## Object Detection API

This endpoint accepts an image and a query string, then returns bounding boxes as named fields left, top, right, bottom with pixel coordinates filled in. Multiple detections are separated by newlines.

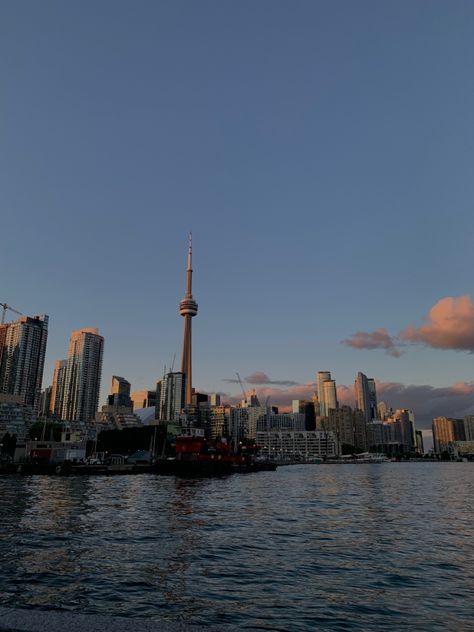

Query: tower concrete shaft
left=179, top=234, right=198, bottom=405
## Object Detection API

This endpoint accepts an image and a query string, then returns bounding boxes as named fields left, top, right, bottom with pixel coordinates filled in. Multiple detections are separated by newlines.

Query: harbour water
left=1, top=463, right=473, bottom=631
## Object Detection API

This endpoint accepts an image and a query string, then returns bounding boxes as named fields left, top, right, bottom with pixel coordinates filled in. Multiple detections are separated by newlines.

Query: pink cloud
left=342, top=328, right=401, bottom=357
left=224, top=371, right=299, bottom=386
left=375, top=381, right=474, bottom=427
left=223, top=380, right=474, bottom=430
left=226, top=383, right=315, bottom=410
left=400, top=295, right=474, bottom=352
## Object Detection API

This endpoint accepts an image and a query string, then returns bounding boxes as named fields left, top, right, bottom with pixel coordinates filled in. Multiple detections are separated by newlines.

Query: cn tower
left=179, top=233, right=198, bottom=406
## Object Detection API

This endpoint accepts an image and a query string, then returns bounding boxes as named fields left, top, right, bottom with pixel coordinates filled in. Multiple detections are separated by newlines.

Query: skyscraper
left=50, top=359, right=67, bottom=418
left=108, top=376, right=132, bottom=408
left=355, top=372, right=377, bottom=422
left=316, top=371, right=331, bottom=416
left=323, top=380, right=338, bottom=412
left=179, top=234, right=198, bottom=406
left=0, top=314, right=48, bottom=411
left=157, top=371, right=186, bottom=421
left=61, top=328, right=104, bottom=423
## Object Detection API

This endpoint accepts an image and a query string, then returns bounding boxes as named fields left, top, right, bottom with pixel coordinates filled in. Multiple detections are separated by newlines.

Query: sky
left=2, top=0, right=474, bottom=433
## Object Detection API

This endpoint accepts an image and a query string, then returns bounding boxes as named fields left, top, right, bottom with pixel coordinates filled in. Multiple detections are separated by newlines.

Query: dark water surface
left=1, top=463, right=473, bottom=631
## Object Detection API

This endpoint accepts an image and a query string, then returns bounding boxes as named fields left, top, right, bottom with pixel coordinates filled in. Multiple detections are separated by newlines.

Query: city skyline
left=2, top=2, right=474, bottom=435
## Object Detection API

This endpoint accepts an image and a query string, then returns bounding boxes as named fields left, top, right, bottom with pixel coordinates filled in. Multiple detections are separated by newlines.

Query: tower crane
left=236, top=372, right=247, bottom=405
left=0, top=303, right=22, bottom=325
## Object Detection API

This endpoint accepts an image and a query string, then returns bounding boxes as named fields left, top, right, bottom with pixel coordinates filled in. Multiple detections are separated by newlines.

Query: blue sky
left=2, top=1, right=474, bottom=426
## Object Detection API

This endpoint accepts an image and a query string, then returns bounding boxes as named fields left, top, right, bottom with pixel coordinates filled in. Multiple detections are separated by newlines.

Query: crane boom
left=236, top=372, right=247, bottom=404
left=0, top=303, right=22, bottom=325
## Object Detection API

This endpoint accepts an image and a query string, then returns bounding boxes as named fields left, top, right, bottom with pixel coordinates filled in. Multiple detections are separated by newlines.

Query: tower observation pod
left=179, top=233, right=198, bottom=406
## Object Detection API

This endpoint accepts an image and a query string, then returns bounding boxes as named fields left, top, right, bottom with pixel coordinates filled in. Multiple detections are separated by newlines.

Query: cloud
left=342, top=328, right=401, bottom=357
left=223, top=371, right=299, bottom=387
left=339, top=381, right=474, bottom=429
left=343, top=296, right=474, bottom=356
left=227, top=383, right=315, bottom=409
left=400, top=295, right=474, bottom=352
left=222, top=379, right=474, bottom=430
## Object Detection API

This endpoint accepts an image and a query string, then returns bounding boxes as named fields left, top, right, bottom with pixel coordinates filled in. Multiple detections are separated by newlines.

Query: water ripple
left=1, top=463, right=474, bottom=630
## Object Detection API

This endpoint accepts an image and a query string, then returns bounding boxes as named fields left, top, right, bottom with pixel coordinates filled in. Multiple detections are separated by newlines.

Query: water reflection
left=1, top=464, right=474, bottom=630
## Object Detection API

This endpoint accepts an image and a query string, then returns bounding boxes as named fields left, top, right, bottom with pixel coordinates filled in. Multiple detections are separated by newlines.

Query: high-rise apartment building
left=0, top=315, right=48, bottom=411
left=292, top=400, right=316, bottom=430
left=38, top=386, right=52, bottom=418
left=464, top=415, right=474, bottom=441
left=432, top=417, right=465, bottom=453
left=209, top=404, right=230, bottom=439
left=108, top=376, right=132, bottom=408
left=316, top=371, right=332, bottom=416
left=50, top=359, right=67, bottom=418
left=61, top=328, right=104, bottom=423
left=355, top=372, right=377, bottom=422
left=131, top=389, right=156, bottom=410
left=157, top=372, right=186, bottom=421
left=323, top=380, right=338, bottom=413
left=209, top=393, right=221, bottom=407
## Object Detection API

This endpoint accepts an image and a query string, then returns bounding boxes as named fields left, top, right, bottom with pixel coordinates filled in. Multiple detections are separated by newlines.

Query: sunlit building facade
left=0, top=315, right=48, bottom=411
left=49, top=359, right=67, bottom=418
left=61, top=328, right=104, bottom=423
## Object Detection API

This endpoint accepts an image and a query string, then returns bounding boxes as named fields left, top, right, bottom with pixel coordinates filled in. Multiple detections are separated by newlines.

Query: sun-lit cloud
left=343, top=296, right=474, bottom=356
left=221, top=378, right=474, bottom=430
left=223, top=371, right=299, bottom=387
left=400, top=295, right=474, bottom=352
left=378, top=381, right=474, bottom=427
left=342, top=328, right=401, bottom=357
left=226, top=383, right=315, bottom=409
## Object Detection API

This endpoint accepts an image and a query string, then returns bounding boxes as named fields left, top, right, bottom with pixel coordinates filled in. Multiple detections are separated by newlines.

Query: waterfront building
left=327, top=405, right=356, bottom=449
left=131, top=389, right=156, bottom=410
left=353, top=408, right=368, bottom=452
left=464, top=415, right=474, bottom=441
left=386, top=409, right=417, bottom=452
left=38, top=386, right=52, bottom=419
left=0, top=324, right=8, bottom=369
left=157, top=372, right=186, bottom=421
left=432, top=417, right=452, bottom=454
left=449, top=440, right=474, bottom=458
left=229, top=407, right=248, bottom=447
left=292, top=399, right=316, bottom=430
left=50, top=359, right=67, bottom=418
left=61, top=328, right=104, bottom=423
left=256, top=430, right=337, bottom=460
left=179, top=234, right=198, bottom=406
left=98, top=375, right=141, bottom=429
left=96, top=408, right=143, bottom=430
left=415, top=430, right=424, bottom=454
left=209, top=393, right=221, bottom=407
left=355, top=372, right=377, bottom=422
left=192, top=390, right=209, bottom=406
left=209, top=404, right=230, bottom=439
left=0, top=315, right=48, bottom=411
left=108, top=376, right=133, bottom=409
left=377, top=401, right=389, bottom=420
left=0, top=395, right=36, bottom=442
left=256, top=413, right=306, bottom=432
left=316, top=371, right=331, bottom=416
left=323, top=379, right=338, bottom=412
left=452, top=418, right=466, bottom=442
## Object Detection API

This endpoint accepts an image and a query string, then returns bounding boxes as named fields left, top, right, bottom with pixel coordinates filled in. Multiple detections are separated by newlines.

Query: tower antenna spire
left=179, top=233, right=198, bottom=406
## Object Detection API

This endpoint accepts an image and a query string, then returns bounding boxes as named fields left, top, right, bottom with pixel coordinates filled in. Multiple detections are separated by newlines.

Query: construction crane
left=0, top=303, right=22, bottom=325
left=236, top=372, right=247, bottom=404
